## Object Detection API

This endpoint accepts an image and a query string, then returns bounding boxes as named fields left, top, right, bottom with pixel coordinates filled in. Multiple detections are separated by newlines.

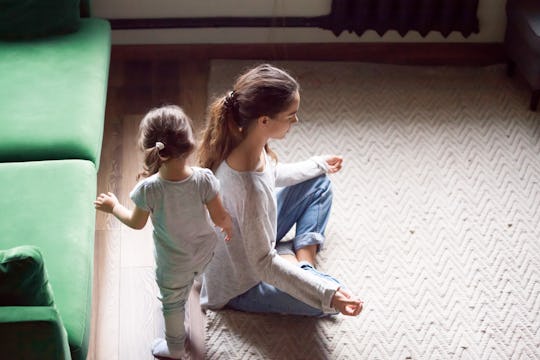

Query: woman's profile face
left=267, top=91, right=300, bottom=139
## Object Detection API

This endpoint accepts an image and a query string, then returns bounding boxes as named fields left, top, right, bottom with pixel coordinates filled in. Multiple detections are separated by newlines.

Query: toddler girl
left=94, top=105, right=232, bottom=359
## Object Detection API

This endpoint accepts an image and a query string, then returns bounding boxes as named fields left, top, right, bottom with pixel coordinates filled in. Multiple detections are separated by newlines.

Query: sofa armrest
left=0, top=306, right=71, bottom=360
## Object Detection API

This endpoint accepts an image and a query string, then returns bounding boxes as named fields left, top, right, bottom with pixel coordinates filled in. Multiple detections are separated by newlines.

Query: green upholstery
left=0, top=1, right=109, bottom=358
left=0, top=18, right=111, bottom=167
left=0, top=160, right=97, bottom=360
left=0, top=0, right=81, bottom=40
left=0, top=246, right=55, bottom=306
left=0, top=306, right=70, bottom=360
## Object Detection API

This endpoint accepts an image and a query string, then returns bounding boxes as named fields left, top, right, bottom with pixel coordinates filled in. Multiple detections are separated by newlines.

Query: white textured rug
left=204, top=60, right=540, bottom=359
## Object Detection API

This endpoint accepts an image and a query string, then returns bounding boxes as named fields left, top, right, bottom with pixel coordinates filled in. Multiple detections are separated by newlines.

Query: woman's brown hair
left=198, top=64, right=299, bottom=171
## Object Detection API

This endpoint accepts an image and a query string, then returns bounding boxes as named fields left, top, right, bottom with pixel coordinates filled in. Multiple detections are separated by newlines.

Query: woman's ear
left=258, top=115, right=269, bottom=126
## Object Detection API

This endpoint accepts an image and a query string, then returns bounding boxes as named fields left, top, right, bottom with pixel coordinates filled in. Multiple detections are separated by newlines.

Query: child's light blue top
left=130, top=167, right=220, bottom=279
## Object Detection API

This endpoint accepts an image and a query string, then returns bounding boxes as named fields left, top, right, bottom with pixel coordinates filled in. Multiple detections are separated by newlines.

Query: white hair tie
left=155, top=142, right=165, bottom=151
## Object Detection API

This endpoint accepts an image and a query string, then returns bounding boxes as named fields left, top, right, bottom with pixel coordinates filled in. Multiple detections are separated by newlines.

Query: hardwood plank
left=108, top=59, right=125, bottom=89
left=119, top=266, right=163, bottom=360
left=89, top=229, right=121, bottom=360
left=186, top=279, right=206, bottom=360
left=120, top=223, right=155, bottom=269
left=153, top=60, right=181, bottom=107
left=122, top=61, right=154, bottom=114
left=177, top=60, right=210, bottom=166
left=178, top=60, right=210, bottom=128
left=118, top=114, right=142, bottom=205
left=95, top=92, right=123, bottom=231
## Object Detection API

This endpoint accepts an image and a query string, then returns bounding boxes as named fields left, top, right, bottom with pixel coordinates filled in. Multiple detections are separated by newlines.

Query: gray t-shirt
left=200, top=154, right=339, bottom=313
left=130, top=167, right=219, bottom=278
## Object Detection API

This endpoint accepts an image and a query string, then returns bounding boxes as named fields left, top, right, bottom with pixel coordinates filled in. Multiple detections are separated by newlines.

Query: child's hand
left=94, top=192, right=119, bottom=214
left=220, top=214, right=233, bottom=242
left=206, top=195, right=233, bottom=242
left=324, top=155, right=343, bottom=174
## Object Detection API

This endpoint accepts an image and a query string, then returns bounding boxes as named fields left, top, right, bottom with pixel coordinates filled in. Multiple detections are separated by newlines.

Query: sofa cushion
left=0, top=160, right=97, bottom=360
left=0, top=306, right=71, bottom=360
left=0, top=246, right=55, bottom=307
left=0, top=18, right=111, bottom=167
left=0, top=0, right=80, bottom=40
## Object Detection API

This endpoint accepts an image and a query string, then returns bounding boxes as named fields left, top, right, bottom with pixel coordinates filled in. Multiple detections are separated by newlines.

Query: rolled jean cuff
left=293, top=232, right=325, bottom=252
left=275, top=241, right=295, bottom=256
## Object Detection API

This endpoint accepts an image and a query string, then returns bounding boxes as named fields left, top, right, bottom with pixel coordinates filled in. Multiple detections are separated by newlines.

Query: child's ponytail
left=136, top=105, right=195, bottom=180
left=138, top=144, right=164, bottom=180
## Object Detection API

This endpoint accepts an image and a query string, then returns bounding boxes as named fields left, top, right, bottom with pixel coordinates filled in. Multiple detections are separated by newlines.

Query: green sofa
left=0, top=0, right=110, bottom=359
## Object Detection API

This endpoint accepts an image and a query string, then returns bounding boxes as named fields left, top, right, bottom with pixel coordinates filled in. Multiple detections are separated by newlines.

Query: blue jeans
left=227, top=175, right=343, bottom=317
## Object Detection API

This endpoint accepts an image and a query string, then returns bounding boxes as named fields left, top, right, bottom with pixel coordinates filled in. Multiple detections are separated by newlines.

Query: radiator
left=326, top=0, right=480, bottom=37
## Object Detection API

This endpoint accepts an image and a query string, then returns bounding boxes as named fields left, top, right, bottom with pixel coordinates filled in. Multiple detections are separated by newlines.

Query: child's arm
left=94, top=192, right=150, bottom=230
left=206, top=195, right=233, bottom=241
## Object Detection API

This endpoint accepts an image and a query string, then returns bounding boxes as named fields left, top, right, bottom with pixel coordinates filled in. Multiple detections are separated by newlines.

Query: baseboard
left=111, top=43, right=505, bottom=66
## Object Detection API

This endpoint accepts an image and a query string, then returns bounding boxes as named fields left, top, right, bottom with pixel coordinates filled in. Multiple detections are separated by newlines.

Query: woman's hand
left=324, top=155, right=343, bottom=174
left=331, top=287, right=363, bottom=316
left=94, top=192, right=120, bottom=214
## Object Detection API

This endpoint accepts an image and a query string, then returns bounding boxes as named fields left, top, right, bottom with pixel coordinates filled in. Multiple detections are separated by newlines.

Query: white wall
left=92, top=0, right=507, bottom=44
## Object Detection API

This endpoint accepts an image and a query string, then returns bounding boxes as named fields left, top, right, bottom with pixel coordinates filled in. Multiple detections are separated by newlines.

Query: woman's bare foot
left=296, top=244, right=317, bottom=267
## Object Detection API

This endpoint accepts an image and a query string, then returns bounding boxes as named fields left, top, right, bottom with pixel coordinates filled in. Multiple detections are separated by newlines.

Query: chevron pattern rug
left=203, top=60, right=540, bottom=359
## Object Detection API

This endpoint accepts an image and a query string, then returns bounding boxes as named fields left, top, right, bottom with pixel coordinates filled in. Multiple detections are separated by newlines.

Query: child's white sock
left=151, top=338, right=187, bottom=360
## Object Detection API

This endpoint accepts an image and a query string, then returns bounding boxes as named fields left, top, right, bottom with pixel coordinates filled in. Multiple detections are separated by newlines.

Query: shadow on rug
left=205, top=309, right=346, bottom=360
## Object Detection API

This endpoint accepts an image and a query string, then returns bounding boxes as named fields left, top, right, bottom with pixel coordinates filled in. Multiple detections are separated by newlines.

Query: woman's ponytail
left=198, top=94, right=243, bottom=172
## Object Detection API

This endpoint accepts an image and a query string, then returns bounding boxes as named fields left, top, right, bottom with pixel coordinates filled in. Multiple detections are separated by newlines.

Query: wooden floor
left=87, top=58, right=210, bottom=360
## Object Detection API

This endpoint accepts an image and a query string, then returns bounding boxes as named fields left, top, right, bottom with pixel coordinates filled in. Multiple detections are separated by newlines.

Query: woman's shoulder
left=218, top=162, right=273, bottom=197
left=215, top=161, right=259, bottom=182
left=191, top=166, right=215, bottom=176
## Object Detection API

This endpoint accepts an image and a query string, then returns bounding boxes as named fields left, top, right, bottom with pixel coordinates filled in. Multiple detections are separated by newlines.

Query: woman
left=198, top=63, right=363, bottom=317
